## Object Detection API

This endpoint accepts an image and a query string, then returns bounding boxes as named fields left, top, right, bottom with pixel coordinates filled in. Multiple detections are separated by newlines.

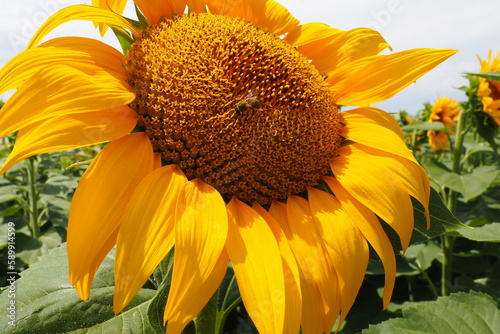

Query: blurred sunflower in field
left=0, top=0, right=455, bottom=332
left=427, top=96, right=461, bottom=152
left=478, top=50, right=500, bottom=125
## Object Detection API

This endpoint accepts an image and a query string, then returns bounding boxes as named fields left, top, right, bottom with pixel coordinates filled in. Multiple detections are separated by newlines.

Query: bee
left=235, top=89, right=261, bottom=114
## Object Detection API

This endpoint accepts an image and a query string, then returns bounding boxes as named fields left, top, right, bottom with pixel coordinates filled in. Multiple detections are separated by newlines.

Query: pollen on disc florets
left=126, top=12, right=341, bottom=205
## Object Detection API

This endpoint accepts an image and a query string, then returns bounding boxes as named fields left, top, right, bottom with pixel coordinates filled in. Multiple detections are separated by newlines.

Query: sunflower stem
left=440, top=107, right=468, bottom=296
left=194, top=292, right=219, bottom=334
left=26, top=157, right=41, bottom=239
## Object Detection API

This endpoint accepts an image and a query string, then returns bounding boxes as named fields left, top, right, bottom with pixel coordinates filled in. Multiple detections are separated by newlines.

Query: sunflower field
left=0, top=1, right=500, bottom=333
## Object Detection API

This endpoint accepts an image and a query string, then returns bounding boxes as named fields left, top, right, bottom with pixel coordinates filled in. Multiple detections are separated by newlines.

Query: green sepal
left=110, top=25, right=136, bottom=54
left=134, top=4, right=150, bottom=29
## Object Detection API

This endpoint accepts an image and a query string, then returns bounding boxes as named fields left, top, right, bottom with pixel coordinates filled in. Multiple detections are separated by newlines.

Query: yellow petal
left=331, top=144, right=418, bottom=250
left=271, top=197, right=340, bottom=333
left=260, top=0, right=300, bottom=36
left=164, top=179, right=229, bottom=333
left=252, top=204, right=302, bottom=334
left=340, top=108, right=431, bottom=222
left=0, top=37, right=126, bottom=95
left=91, top=0, right=128, bottom=35
left=134, top=0, right=176, bottom=25
left=308, top=187, right=369, bottom=325
left=68, top=133, right=154, bottom=300
left=207, top=0, right=299, bottom=36
left=226, top=199, right=286, bottom=334
left=269, top=201, right=325, bottom=334
left=0, top=65, right=134, bottom=139
left=326, top=56, right=374, bottom=93
left=153, top=153, right=163, bottom=169
left=27, top=4, right=140, bottom=48
left=323, top=176, right=396, bottom=308
left=114, top=165, right=188, bottom=314
left=286, top=22, right=342, bottom=47
left=0, top=106, right=137, bottom=176
left=340, top=107, right=414, bottom=159
left=334, top=48, right=457, bottom=106
left=295, top=26, right=389, bottom=75
left=186, top=0, right=209, bottom=14
left=340, top=117, right=430, bottom=219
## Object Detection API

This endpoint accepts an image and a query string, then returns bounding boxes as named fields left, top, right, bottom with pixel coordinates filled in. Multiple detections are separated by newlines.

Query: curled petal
left=91, top=0, right=128, bottom=35
left=27, top=4, right=140, bottom=48
left=0, top=37, right=126, bottom=95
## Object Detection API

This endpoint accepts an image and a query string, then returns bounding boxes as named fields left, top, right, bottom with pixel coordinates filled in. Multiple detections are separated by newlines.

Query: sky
left=1, top=0, right=499, bottom=115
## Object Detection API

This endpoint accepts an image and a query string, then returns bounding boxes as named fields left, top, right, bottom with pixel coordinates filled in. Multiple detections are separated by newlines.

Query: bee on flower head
left=234, top=89, right=261, bottom=114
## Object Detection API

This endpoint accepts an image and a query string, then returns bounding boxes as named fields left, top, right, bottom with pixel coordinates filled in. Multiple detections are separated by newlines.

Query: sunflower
left=427, top=96, right=461, bottom=152
left=478, top=50, right=500, bottom=125
left=0, top=0, right=455, bottom=332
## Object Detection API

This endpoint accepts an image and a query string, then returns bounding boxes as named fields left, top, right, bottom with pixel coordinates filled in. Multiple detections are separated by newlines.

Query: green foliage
left=0, top=142, right=99, bottom=286
left=465, top=71, right=500, bottom=82
left=0, top=244, right=156, bottom=333
left=362, top=291, right=500, bottom=334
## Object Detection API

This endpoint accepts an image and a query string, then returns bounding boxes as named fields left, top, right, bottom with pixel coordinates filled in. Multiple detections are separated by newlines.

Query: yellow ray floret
left=0, top=106, right=137, bottom=176
left=164, top=180, right=228, bottom=333
left=27, top=5, right=140, bottom=49
left=308, top=187, right=369, bottom=327
left=226, top=198, right=286, bottom=334
left=114, top=165, right=188, bottom=313
left=68, top=133, right=154, bottom=300
left=0, top=65, right=134, bottom=140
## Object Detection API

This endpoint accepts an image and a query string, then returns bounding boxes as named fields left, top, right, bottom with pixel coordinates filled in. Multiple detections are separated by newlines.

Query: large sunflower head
left=478, top=50, right=500, bottom=125
left=427, top=95, right=461, bottom=152
left=0, top=0, right=456, bottom=332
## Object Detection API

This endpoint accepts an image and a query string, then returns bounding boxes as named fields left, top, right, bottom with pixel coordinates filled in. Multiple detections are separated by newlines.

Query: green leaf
left=0, top=243, right=157, bottom=333
left=452, top=222, right=500, bottom=242
left=424, top=161, right=500, bottom=202
left=152, top=249, right=174, bottom=288
left=411, top=188, right=467, bottom=244
left=402, top=121, right=445, bottom=131
left=363, top=291, right=500, bottom=334
left=379, top=188, right=466, bottom=256
left=465, top=71, right=500, bottom=81
left=14, top=226, right=65, bottom=265
left=447, top=166, right=499, bottom=202
left=472, top=110, right=498, bottom=152
left=148, top=251, right=175, bottom=334
left=402, top=241, right=441, bottom=272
